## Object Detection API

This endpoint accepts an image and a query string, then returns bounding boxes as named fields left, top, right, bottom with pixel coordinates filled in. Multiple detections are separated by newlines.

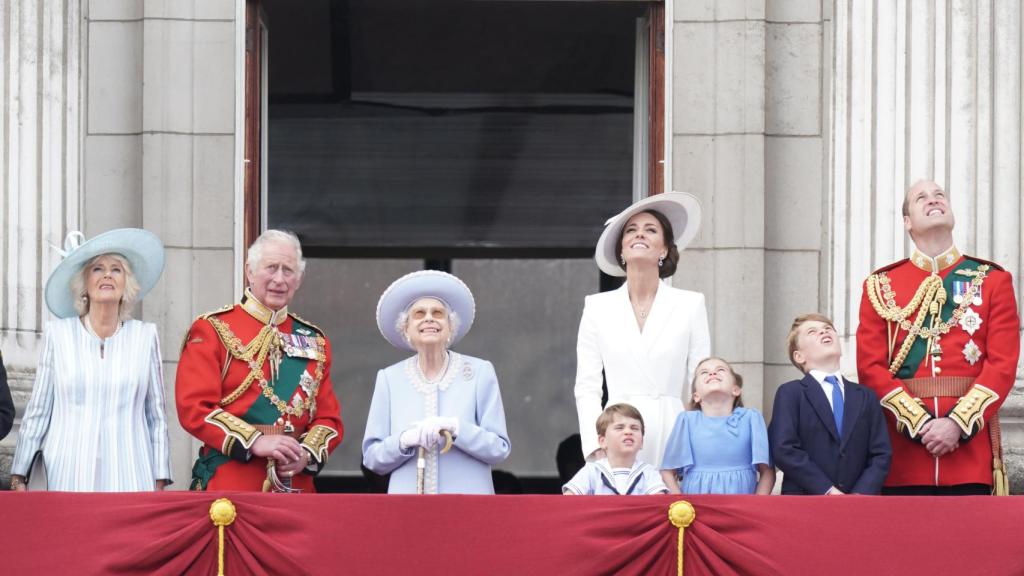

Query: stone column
left=669, top=0, right=768, bottom=407
left=138, top=0, right=238, bottom=487
left=830, top=0, right=1024, bottom=490
left=762, top=0, right=829, bottom=416
left=0, top=0, right=239, bottom=487
left=0, top=0, right=83, bottom=483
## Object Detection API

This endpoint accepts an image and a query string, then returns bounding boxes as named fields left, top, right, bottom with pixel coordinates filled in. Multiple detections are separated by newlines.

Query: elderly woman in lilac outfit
left=362, top=270, right=511, bottom=494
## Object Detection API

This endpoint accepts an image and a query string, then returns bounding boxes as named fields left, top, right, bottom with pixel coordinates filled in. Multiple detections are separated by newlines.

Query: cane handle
left=440, top=429, right=454, bottom=454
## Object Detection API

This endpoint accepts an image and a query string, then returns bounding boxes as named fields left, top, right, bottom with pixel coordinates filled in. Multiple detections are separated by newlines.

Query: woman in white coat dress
left=575, top=193, right=711, bottom=469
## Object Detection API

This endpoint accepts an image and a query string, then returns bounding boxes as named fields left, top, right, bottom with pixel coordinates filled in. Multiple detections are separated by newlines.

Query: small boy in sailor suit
left=563, top=403, right=668, bottom=495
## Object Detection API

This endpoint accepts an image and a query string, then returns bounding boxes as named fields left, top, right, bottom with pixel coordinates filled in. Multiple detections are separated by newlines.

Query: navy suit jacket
left=769, top=374, right=891, bottom=495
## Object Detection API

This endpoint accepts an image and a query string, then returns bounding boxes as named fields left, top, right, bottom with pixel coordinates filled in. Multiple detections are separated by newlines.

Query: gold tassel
left=209, top=498, right=237, bottom=576
left=668, top=501, right=696, bottom=576
left=993, top=458, right=1009, bottom=496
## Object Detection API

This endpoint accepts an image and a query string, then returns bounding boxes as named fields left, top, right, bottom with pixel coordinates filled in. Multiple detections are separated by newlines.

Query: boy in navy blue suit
left=769, top=313, right=891, bottom=494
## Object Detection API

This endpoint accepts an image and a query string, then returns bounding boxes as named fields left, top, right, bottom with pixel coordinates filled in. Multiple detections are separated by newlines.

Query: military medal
left=952, top=280, right=969, bottom=304
left=963, top=340, right=981, bottom=365
left=959, top=308, right=982, bottom=335
left=281, top=333, right=324, bottom=360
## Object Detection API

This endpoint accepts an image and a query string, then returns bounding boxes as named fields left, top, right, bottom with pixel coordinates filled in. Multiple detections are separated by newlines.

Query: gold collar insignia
left=910, top=245, right=961, bottom=274
left=242, top=288, right=288, bottom=326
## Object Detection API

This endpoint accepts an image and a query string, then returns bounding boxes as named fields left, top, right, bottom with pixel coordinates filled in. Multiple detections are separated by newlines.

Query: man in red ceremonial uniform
left=176, top=230, right=343, bottom=491
left=857, top=180, right=1020, bottom=495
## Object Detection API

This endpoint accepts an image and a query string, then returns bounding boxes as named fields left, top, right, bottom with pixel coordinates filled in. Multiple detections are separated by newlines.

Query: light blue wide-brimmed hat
left=45, top=228, right=166, bottom=318
left=594, top=191, right=702, bottom=277
left=376, top=270, right=476, bottom=351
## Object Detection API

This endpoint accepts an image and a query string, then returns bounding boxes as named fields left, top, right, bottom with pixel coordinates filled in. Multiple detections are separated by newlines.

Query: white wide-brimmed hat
left=594, top=192, right=702, bottom=277
left=45, top=229, right=166, bottom=319
left=376, top=270, right=476, bottom=351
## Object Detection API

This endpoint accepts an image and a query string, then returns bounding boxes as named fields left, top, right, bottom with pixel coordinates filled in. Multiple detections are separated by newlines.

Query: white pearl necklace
left=415, top=351, right=450, bottom=385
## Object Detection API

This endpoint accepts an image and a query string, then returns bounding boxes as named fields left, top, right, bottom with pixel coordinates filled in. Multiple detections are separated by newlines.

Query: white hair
left=246, top=229, right=306, bottom=276
left=396, top=306, right=461, bottom=348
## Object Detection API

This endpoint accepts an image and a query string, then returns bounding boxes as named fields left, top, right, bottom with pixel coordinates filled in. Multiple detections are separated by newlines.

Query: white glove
left=418, top=417, right=459, bottom=450
left=399, top=426, right=421, bottom=451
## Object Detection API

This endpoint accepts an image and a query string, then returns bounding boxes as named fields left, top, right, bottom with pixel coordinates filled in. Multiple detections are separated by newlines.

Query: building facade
left=2, top=0, right=1023, bottom=490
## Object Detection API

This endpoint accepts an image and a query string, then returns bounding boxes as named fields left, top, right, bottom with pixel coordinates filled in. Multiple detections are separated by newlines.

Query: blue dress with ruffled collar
left=661, top=407, right=770, bottom=494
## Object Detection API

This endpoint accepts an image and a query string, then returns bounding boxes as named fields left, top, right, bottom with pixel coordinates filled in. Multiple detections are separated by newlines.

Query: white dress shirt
left=808, top=369, right=845, bottom=410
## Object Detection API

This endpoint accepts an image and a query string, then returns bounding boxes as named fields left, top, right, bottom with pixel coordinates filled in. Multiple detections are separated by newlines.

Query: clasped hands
left=399, top=417, right=459, bottom=451
left=920, top=417, right=961, bottom=457
left=252, top=434, right=309, bottom=476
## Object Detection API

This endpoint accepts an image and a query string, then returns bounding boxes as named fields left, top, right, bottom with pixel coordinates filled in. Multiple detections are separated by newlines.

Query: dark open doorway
left=251, top=0, right=664, bottom=492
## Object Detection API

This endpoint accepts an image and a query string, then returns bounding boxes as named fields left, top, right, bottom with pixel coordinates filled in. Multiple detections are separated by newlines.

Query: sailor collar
left=910, top=244, right=962, bottom=274
left=241, top=288, right=289, bottom=326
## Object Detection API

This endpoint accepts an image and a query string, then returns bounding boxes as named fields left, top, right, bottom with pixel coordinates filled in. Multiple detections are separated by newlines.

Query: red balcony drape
left=2, top=492, right=1022, bottom=575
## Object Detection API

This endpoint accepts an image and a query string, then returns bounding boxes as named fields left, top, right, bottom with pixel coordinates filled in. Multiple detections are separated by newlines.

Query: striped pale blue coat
left=12, top=317, right=172, bottom=491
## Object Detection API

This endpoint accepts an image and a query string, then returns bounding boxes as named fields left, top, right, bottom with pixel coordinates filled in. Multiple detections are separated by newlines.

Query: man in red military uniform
left=857, top=180, right=1020, bottom=495
left=176, top=230, right=343, bottom=491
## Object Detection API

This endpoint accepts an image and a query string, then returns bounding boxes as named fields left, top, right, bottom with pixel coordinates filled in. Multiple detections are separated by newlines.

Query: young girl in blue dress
left=660, top=357, right=775, bottom=494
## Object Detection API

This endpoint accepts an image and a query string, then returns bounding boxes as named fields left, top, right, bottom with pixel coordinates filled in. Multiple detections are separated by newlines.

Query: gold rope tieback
left=209, top=498, right=237, bottom=576
left=668, top=501, right=696, bottom=576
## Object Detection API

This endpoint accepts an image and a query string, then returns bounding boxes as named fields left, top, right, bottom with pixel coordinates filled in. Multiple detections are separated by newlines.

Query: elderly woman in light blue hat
left=10, top=228, right=172, bottom=492
left=362, top=270, right=511, bottom=494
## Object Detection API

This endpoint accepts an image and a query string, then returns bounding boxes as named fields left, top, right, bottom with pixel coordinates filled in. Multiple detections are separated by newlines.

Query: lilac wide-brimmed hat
left=376, top=270, right=476, bottom=351
left=594, top=192, right=702, bottom=277
left=45, top=228, right=165, bottom=319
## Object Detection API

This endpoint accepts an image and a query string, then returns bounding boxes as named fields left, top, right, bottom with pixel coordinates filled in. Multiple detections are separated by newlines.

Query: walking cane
left=417, top=429, right=454, bottom=494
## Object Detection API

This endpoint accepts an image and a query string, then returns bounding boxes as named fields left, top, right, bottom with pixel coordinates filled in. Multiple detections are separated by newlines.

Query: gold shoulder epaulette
left=963, top=255, right=1005, bottom=272
left=289, top=312, right=325, bottom=336
left=198, top=304, right=235, bottom=321
left=181, top=304, right=235, bottom=353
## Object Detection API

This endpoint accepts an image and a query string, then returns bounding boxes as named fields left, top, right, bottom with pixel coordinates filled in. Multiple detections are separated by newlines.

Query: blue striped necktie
left=826, top=374, right=843, bottom=435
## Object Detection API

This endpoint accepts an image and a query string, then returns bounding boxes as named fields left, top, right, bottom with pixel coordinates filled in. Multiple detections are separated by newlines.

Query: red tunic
left=175, top=300, right=343, bottom=491
left=857, top=250, right=1020, bottom=487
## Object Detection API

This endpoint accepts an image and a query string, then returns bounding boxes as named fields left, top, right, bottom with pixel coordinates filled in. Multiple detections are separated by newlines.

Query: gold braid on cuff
left=300, top=425, right=338, bottom=464
left=948, top=384, right=998, bottom=438
left=205, top=409, right=262, bottom=452
left=880, top=388, right=932, bottom=439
